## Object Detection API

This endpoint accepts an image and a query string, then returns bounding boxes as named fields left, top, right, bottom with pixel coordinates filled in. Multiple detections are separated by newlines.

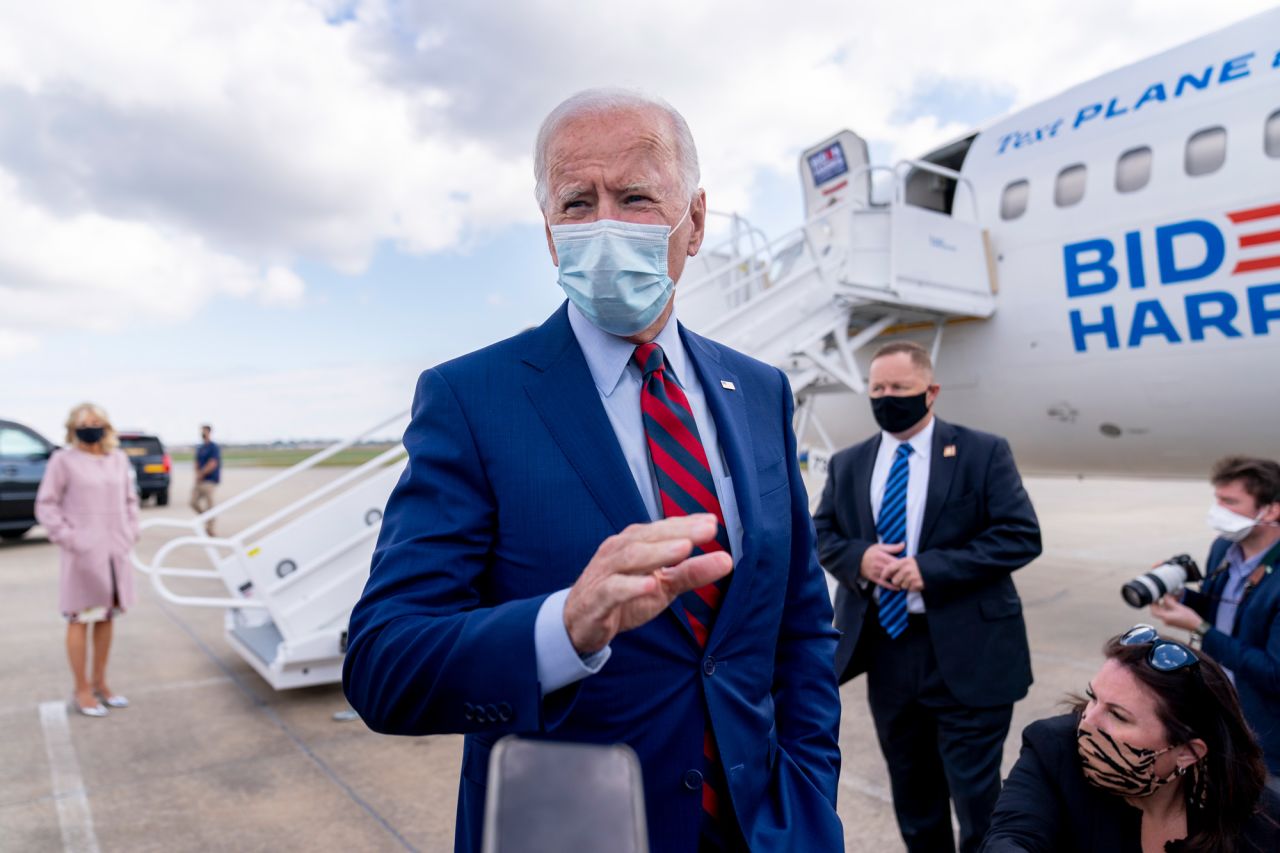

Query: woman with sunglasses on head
left=35, top=402, right=140, bottom=718
left=982, top=625, right=1280, bottom=852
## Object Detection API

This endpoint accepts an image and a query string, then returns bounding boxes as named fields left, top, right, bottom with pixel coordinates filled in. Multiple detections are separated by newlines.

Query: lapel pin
left=720, top=380, right=736, bottom=391
left=943, top=444, right=957, bottom=458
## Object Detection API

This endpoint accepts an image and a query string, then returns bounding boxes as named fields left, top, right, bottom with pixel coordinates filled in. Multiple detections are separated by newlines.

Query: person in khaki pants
left=190, top=424, right=221, bottom=535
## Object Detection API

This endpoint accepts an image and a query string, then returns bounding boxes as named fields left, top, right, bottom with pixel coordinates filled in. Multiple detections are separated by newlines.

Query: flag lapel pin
left=720, top=380, right=736, bottom=391
left=943, top=444, right=957, bottom=458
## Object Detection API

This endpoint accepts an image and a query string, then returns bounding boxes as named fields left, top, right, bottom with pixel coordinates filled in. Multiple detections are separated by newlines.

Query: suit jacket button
left=702, top=656, right=716, bottom=676
left=485, top=704, right=500, bottom=723
left=463, top=702, right=474, bottom=721
left=497, top=702, right=513, bottom=722
left=683, top=769, right=704, bottom=790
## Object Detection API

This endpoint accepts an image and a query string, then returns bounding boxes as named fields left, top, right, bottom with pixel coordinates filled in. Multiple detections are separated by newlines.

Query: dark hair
left=1074, top=633, right=1269, bottom=852
left=201, top=424, right=212, bottom=432
left=1211, top=456, right=1280, bottom=509
left=870, top=340, right=933, bottom=374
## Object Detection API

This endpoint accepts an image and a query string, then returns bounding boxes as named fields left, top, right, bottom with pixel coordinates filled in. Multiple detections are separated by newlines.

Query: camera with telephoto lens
left=1121, top=554, right=1203, bottom=608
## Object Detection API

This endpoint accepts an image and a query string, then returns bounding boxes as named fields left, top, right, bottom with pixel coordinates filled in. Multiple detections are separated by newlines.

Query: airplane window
left=1000, top=179, right=1029, bottom=220
left=1185, top=126, right=1226, bottom=176
left=1266, top=109, right=1280, bottom=158
left=1115, top=146, right=1152, bottom=193
left=1054, top=164, right=1087, bottom=207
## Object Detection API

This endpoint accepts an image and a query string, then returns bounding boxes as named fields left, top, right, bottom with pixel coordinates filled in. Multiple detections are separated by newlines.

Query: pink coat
left=35, top=447, right=140, bottom=615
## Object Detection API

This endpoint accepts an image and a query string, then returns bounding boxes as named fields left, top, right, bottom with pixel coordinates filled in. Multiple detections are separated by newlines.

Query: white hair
left=533, top=88, right=700, bottom=213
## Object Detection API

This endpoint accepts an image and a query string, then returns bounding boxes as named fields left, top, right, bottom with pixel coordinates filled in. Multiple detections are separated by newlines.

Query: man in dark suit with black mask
left=814, top=340, right=1042, bottom=853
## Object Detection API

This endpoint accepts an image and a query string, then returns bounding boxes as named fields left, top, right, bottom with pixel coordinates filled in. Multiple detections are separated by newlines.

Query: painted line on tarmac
left=38, top=701, right=101, bottom=853
left=153, top=599, right=419, bottom=853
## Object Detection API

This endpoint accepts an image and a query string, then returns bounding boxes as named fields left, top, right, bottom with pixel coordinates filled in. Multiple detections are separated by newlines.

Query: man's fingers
left=602, top=573, right=659, bottom=608
left=882, top=542, right=906, bottom=553
left=658, top=552, right=733, bottom=595
left=610, top=538, right=697, bottom=574
left=623, top=514, right=719, bottom=544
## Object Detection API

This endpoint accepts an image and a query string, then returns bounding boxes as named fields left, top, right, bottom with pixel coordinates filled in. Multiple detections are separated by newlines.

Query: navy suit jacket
left=1183, top=538, right=1280, bottom=775
left=813, top=419, right=1041, bottom=707
left=343, top=303, right=843, bottom=852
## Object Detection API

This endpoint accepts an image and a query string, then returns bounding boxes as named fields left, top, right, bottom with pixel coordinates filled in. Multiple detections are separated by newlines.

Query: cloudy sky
left=1, top=0, right=1272, bottom=445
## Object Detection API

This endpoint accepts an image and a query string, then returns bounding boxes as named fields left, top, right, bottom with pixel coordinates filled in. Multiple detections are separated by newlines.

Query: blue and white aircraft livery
left=687, top=8, right=1279, bottom=477
left=954, top=9, right=1278, bottom=475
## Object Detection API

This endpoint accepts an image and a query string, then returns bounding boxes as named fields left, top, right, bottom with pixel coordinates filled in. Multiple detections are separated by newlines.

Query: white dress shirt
left=869, top=417, right=935, bottom=614
left=532, top=303, right=744, bottom=695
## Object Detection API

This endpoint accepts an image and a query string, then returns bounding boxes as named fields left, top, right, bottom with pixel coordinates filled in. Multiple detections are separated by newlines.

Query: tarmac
left=0, top=463, right=1216, bottom=852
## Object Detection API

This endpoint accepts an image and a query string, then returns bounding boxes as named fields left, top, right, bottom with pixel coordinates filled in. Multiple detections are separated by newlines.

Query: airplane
left=133, top=8, right=1280, bottom=689
left=679, top=5, right=1280, bottom=479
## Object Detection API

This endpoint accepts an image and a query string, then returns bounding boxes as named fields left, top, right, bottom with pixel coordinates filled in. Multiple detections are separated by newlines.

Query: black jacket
left=813, top=418, right=1041, bottom=707
left=982, top=713, right=1280, bottom=852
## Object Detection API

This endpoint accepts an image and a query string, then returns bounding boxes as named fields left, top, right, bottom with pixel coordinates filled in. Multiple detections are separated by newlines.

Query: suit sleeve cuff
left=535, top=588, right=611, bottom=696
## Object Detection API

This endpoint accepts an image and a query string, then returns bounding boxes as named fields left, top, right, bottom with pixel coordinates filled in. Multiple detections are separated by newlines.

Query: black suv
left=0, top=419, right=56, bottom=541
left=119, top=433, right=171, bottom=506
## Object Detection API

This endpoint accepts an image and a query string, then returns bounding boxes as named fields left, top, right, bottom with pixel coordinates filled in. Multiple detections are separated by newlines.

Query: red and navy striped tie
left=633, top=341, right=735, bottom=850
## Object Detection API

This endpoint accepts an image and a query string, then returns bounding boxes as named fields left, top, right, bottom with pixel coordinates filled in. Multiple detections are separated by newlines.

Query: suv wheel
left=157, top=489, right=170, bottom=507
left=1, top=528, right=31, bottom=541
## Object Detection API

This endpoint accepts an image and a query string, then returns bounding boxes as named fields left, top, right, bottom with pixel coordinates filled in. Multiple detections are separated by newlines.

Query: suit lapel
left=680, top=326, right=760, bottom=650
left=522, top=306, right=650, bottom=534
left=919, top=418, right=958, bottom=548
left=852, top=435, right=881, bottom=535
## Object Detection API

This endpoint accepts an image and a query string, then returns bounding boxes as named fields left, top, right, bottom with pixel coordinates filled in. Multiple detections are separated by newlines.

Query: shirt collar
left=567, top=301, right=687, bottom=397
left=1226, top=542, right=1267, bottom=575
left=880, top=416, right=935, bottom=458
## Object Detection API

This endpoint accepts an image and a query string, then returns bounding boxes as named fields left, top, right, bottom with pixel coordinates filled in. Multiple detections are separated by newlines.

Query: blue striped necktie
left=877, top=442, right=913, bottom=639
left=633, top=341, right=735, bottom=850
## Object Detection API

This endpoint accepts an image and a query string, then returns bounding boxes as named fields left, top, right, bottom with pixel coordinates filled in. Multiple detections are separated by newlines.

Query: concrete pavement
left=0, top=465, right=1215, bottom=851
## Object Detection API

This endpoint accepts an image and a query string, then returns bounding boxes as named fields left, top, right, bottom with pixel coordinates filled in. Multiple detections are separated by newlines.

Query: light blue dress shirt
left=868, top=418, right=935, bottom=614
left=1212, top=542, right=1266, bottom=682
left=532, top=302, right=744, bottom=695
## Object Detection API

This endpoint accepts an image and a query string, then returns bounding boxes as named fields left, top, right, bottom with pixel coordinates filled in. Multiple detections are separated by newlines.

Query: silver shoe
left=70, top=694, right=108, bottom=718
left=94, top=691, right=129, bottom=709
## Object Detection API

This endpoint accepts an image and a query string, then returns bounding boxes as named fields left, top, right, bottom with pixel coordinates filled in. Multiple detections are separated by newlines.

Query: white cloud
left=260, top=266, right=307, bottom=307
left=0, top=329, right=38, bottom=359
left=0, top=0, right=1273, bottom=369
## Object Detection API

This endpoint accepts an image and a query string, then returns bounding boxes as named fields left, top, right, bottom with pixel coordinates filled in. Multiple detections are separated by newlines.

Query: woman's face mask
left=1076, top=722, right=1181, bottom=797
left=75, top=426, right=105, bottom=445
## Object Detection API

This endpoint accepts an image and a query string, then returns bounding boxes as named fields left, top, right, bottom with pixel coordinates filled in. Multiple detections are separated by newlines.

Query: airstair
left=678, top=130, right=998, bottom=457
left=130, top=412, right=409, bottom=689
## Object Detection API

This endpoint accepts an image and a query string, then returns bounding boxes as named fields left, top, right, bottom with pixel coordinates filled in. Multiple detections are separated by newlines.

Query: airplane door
left=799, top=130, right=871, bottom=216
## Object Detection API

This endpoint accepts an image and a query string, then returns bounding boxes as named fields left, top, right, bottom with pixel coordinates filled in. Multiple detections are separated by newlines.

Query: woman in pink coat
left=35, top=402, right=140, bottom=717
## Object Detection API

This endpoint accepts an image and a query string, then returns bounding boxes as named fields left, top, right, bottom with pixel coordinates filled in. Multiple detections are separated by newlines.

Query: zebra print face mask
left=1077, top=724, right=1182, bottom=797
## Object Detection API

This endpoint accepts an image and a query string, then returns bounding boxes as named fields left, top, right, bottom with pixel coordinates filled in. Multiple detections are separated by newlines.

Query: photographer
left=1150, top=456, right=1280, bottom=793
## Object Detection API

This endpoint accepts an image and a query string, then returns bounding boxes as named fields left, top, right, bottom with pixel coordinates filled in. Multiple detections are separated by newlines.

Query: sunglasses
left=1120, top=624, right=1200, bottom=673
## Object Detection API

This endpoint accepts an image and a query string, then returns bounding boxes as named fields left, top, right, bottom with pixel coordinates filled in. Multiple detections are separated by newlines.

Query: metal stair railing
left=130, top=410, right=410, bottom=610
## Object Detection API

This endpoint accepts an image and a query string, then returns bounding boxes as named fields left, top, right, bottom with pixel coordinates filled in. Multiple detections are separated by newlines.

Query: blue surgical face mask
left=550, top=205, right=690, bottom=337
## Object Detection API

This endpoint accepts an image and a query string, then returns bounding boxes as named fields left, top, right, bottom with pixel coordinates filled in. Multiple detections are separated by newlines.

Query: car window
left=0, top=428, right=47, bottom=458
left=120, top=437, right=163, bottom=456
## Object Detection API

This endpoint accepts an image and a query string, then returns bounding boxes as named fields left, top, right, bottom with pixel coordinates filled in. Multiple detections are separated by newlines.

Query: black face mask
left=870, top=392, right=930, bottom=434
left=75, top=427, right=105, bottom=444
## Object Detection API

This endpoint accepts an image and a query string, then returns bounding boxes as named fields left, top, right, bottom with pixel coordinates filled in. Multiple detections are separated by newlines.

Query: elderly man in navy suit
left=814, top=340, right=1041, bottom=853
left=343, top=89, right=843, bottom=852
